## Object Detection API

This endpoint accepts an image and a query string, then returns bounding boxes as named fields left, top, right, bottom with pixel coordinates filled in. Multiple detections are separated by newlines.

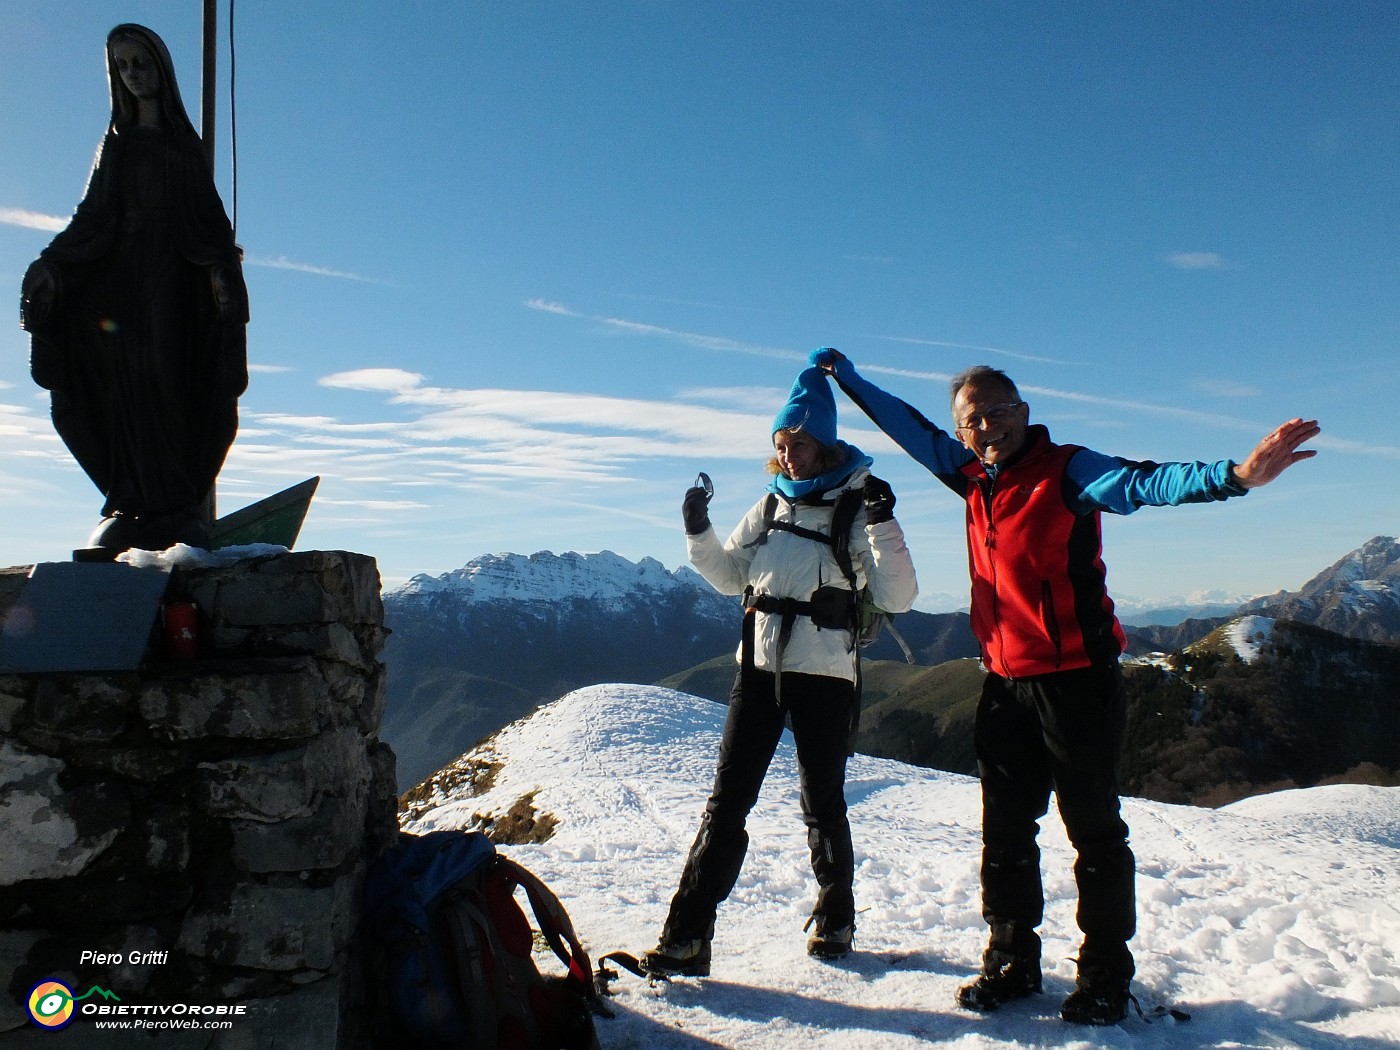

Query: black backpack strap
left=827, top=489, right=863, bottom=594
left=740, top=493, right=781, bottom=551
left=742, top=592, right=815, bottom=705
left=743, top=492, right=847, bottom=552
left=828, top=488, right=866, bottom=746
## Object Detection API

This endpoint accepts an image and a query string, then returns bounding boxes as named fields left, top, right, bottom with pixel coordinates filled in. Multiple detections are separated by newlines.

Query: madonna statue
left=20, top=23, right=248, bottom=553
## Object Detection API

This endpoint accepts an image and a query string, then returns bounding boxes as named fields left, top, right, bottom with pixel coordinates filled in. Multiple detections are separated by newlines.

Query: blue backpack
left=363, top=831, right=599, bottom=1050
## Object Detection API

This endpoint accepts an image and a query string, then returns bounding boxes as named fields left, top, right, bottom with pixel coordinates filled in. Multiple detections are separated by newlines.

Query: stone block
left=178, top=873, right=358, bottom=972
left=231, top=792, right=367, bottom=874
left=196, top=726, right=370, bottom=823
left=139, top=664, right=331, bottom=741
left=214, top=571, right=337, bottom=628
left=0, top=929, right=41, bottom=1033
left=0, top=741, right=126, bottom=886
left=357, top=668, right=388, bottom=735
left=29, top=676, right=130, bottom=742
left=256, top=551, right=383, bottom=626
left=196, top=747, right=318, bottom=823
left=67, top=743, right=189, bottom=784
left=278, top=622, right=371, bottom=668
left=0, top=697, right=20, bottom=736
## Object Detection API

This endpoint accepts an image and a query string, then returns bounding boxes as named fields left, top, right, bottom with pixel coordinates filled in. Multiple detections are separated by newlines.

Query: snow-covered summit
left=406, top=685, right=1400, bottom=1048
left=391, top=550, right=717, bottom=610
left=1222, top=614, right=1276, bottom=663
left=1242, top=535, right=1400, bottom=643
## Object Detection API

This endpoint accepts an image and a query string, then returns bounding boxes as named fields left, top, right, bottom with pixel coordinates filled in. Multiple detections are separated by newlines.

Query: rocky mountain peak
left=391, top=549, right=718, bottom=611
left=1241, top=536, right=1400, bottom=644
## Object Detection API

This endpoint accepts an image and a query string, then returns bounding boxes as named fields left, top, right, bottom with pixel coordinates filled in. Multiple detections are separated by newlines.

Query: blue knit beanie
left=772, top=366, right=838, bottom=448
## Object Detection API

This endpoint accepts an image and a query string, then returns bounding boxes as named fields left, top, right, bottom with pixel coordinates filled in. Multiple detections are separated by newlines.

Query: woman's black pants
left=662, top=669, right=856, bottom=943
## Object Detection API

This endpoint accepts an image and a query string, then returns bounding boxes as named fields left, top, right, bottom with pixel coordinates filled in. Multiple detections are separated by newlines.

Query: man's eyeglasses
left=955, top=402, right=1024, bottom=432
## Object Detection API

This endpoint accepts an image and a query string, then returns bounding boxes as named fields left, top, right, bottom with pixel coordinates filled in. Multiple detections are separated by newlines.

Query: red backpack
left=364, top=831, right=599, bottom=1049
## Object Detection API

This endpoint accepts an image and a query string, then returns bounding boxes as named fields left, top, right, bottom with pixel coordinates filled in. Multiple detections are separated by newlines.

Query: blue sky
left=2, top=1, right=1396, bottom=611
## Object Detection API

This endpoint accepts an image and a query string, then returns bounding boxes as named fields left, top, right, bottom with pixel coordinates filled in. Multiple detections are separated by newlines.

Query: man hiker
left=812, top=347, right=1319, bottom=1025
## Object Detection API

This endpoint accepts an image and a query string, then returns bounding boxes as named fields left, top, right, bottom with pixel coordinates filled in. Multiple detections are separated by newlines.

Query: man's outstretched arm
left=1072, top=418, right=1321, bottom=515
left=809, top=347, right=973, bottom=485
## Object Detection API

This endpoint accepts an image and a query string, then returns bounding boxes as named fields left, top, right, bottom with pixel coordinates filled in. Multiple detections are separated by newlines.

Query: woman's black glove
left=682, top=477, right=713, bottom=535
left=863, top=475, right=896, bottom=524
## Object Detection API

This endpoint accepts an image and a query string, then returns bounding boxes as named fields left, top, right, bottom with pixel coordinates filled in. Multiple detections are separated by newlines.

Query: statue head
left=105, top=24, right=196, bottom=137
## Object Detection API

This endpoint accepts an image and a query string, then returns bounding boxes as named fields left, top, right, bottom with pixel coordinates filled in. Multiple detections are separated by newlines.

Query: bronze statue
left=20, top=23, right=248, bottom=553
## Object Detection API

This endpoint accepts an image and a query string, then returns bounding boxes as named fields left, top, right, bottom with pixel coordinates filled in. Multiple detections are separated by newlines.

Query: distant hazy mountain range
left=381, top=538, right=1400, bottom=799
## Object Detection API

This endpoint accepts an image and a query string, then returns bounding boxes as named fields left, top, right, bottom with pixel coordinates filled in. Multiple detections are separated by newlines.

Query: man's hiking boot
left=1061, top=940, right=1134, bottom=1025
left=1060, top=973, right=1131, bottom=1025
left=956, top=955, right=1042, bottom=1012
left=639, top=934, right=712, bottom=978
left=804, top=915, right=854, bottom=960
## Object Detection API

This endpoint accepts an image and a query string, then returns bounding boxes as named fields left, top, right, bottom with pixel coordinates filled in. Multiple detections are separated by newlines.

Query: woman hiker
left=640, top=363, right=919, bottom=976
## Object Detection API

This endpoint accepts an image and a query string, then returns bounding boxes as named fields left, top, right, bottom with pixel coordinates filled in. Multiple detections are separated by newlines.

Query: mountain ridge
left=381, top=536, right=1400, bottom=795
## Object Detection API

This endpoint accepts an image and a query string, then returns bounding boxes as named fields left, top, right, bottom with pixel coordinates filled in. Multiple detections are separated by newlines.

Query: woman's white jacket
left=687, top=466, right=919, bottom=684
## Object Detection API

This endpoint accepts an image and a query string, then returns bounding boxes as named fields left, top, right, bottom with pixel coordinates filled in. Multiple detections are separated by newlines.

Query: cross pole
left=200, top=0, right=218, bottom=522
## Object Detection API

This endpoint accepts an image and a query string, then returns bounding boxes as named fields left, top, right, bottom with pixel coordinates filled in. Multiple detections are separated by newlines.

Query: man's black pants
left=662, top=669, right=856, bottom=943
left=975, top=661, right=1135, bottom=974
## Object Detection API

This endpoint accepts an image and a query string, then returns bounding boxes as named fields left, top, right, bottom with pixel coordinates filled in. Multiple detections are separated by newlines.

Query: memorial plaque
left=0, top=562, right=170, bottom=673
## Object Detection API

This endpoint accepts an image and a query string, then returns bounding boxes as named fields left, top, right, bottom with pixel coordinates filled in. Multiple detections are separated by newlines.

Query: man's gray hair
left=949, top=365, right=1020, bottom=413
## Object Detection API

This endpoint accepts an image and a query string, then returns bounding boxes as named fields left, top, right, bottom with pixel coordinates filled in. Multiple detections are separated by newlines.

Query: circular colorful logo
left=27, top=980, right=76, bottom=1030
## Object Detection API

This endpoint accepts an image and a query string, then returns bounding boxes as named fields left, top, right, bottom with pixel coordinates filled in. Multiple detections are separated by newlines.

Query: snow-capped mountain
left=380, top=549, right=983, bottom=789
left=381, top=551, right=739, bottom=788
left=1241, top=535, right=1400, bottom=643
left=403, top=685, right=1400, bottom=1048
left=396, top=550, right=729, bottom=615
left=379, top=539, right=1400, bottom=794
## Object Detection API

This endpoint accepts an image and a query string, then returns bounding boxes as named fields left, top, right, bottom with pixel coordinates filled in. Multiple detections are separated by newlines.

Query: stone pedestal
left=0, top=551, right=398, bottom=1048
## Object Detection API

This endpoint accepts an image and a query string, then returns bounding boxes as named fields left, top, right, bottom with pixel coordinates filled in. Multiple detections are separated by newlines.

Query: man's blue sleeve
left=827, top=362, right=974, bottom=488
left=1068, top=450, right=1249, bottom=516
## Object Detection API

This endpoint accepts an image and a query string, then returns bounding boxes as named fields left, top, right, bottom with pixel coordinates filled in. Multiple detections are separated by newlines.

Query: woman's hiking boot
left=956, top=953, right=1042, bottom=1012
left=804, top=915, right=854, bottom=960
left=639, top=932, right=712, bottom=977
left=958, top=923, right=1043, bottom=1012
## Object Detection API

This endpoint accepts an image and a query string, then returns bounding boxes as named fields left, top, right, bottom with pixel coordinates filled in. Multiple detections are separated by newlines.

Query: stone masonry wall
left=0, top=550, right=399, bottom=1048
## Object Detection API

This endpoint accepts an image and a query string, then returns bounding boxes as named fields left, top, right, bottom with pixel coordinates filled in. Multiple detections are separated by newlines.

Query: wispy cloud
left=243, top=254, right=384, bottom=284
left=313, top=497, right=432, bottom=512
left=525, top=299, right=577, bottom=316
left=525, top=299, right=802, bottom=363
left=234, top=371, right=773, bottom=500
left=676, top=386, right=790, bottom=415
left=847, top=362, right=1295, bottom=436
left=871, top=334, right=1074, bottom=366
left=529, top=297, right=1074, bottom=369
left=0, top=207, right=66, bottom=232
left=1193, top=378, right=1260, bottom=399
left=320, top=368, right=426, bottom=394
left=1167, top=251, right=1234, bottom=271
